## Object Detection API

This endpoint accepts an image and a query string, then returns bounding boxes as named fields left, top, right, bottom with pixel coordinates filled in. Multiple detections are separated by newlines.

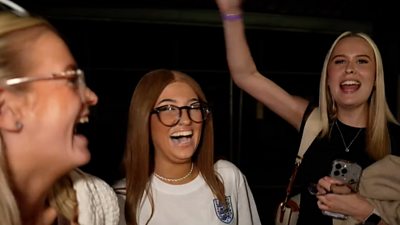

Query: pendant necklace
left=154, top=163, right=194, bottom=183
left=335, top=120, right=362, bottom=152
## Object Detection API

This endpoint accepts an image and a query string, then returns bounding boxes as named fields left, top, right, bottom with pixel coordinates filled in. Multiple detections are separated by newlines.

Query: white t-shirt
left=113, top=160, right=261, bottom=225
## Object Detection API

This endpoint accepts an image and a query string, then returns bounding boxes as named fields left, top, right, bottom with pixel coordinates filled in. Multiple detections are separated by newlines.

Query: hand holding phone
left=322, top=159, right=362, bottom=220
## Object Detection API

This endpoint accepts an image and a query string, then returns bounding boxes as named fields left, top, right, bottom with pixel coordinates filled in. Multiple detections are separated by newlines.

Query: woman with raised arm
left=216, top=0, right=400, bottom=224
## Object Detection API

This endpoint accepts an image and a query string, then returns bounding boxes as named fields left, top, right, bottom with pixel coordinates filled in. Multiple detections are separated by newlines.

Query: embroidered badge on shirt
left=213, top=196, right=233, bottom=224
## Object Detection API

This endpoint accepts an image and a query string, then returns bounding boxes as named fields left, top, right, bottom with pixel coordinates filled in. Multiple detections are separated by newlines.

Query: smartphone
left=322, top=159, right=362, bottom=220
left=330, top=159, right=362, bottom=191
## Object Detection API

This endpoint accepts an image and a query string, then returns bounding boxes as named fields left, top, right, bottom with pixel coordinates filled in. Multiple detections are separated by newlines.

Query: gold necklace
left=335, top=121, right=362, bottom=152
left=154, top=163, right=194, bottom=182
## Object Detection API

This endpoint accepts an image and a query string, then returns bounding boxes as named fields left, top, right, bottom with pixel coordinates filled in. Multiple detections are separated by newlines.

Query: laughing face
left=327, top=36, right=376, bottom=111
left=5, top=28, right=98, bottom=175
left=150, top=81, right=203, bottom=165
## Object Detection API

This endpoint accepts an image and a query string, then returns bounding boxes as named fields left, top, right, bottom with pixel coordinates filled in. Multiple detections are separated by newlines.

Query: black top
left=295, top=109, right=400, bottom=225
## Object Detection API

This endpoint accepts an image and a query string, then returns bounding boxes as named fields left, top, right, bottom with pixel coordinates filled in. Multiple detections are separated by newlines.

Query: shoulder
left=214, top=159, right=239, bottom=170
left=70, top=169, right=116, bottom=196
left=214, top=160, right=255, bottom=196
left=214, top=160, right=246, bottom=182
left=69, top=169, right=120, bottom=225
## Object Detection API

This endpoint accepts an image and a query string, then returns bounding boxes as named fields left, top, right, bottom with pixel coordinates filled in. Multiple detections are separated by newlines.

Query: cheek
left=364, top=70, right=376, bottom=84
left=326, top=75, right=335, bottom=91
left=327, top=67, right=339, bottom=84
left=326, top=69, right=343, bottom=93
left=193, top=123, right=203, bottom=144
left=150, top=116, right=169, bottom=150
left=34, top=87, right=80, bottom=114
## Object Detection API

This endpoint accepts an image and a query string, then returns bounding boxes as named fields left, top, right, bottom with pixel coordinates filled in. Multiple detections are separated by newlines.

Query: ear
left=0, top=90, right=23, bottom=132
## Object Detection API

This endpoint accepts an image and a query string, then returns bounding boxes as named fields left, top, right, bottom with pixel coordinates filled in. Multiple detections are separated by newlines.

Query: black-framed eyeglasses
left=1, top=69, right=87, bottom=98
left=0, top=0, right=29, bottom=17
left=151, top=102, right=210, bottom=127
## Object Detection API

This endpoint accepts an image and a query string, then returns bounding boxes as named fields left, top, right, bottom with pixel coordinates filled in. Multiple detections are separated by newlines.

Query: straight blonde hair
left=0, top=11, right=78, bottom=225
left=319, top=31, right=398, bottom=160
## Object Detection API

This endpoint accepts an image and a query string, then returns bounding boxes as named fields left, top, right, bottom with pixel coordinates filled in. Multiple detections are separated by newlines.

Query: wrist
left=362, top=209, right=381, bottom=225
left=220, top=11, right=243, bottom=21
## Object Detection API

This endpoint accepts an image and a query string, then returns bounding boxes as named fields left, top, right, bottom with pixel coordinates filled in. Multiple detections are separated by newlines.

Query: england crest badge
left=213, top=196, right=234, bottom=223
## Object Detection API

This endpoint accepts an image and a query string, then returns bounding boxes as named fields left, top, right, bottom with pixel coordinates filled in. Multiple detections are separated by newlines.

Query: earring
left=15, top=121, right=23, bottom=131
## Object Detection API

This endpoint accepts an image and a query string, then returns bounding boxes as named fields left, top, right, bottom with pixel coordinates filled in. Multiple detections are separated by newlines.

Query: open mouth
left=340, top=80, right=360, bottom=92
left=74, top=116, right=90, bottom=135
left=170, top=130, right=193, bottom=144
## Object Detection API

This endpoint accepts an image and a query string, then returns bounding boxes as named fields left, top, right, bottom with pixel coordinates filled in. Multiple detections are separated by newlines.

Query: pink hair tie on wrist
left=221, top=13, right=242, bottom=21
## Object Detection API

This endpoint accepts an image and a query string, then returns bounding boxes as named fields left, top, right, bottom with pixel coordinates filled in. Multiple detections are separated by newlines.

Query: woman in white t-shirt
left=114, top=69, right=261, bottom=225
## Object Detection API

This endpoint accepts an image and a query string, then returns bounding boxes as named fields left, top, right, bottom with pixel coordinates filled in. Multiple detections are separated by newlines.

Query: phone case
left=322, top=159, right=362, bottom=220
left=330, top=159, right=362, bottom=191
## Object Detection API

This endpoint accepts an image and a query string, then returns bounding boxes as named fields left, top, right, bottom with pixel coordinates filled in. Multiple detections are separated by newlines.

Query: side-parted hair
left=319, top=31, right=399, bottom=160
left=124, top=69, right=225, bottom=225
left=0, top=11, right=78, bottom=225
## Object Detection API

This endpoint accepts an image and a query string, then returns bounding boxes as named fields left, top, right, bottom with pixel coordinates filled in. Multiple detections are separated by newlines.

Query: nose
left=345, top=62, right=355, bottom=74
left=83, top=87, right=98, bottom=106
left=345, top=68, right=354, bottom=74
left=179, top=108, right=191, bottom=125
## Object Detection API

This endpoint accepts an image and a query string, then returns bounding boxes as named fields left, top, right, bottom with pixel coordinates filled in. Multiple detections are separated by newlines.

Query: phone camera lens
left=333, top=170, right=340, bottom=176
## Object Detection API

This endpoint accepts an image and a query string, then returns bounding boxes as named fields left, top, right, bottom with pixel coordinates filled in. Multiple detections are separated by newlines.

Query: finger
left=316, top=183, right=329, bottom=194
left=326, top=176, right=346, bottom=185
left=317, top=199, right=329, bottom=211
left=331, top=184, right=352, bottom=194
left=318, top=177, right=332, bottom=192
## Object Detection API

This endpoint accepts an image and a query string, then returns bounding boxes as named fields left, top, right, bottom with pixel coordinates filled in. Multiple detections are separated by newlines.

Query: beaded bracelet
left=221, top=13, right=242, bottom=21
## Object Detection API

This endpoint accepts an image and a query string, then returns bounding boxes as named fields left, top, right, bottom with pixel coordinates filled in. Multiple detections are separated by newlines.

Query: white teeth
left=79, top=117, right=89, bottom=124
left=171, top=130, right=192, bottom=137
left=341, top=80, right=360, bottom=85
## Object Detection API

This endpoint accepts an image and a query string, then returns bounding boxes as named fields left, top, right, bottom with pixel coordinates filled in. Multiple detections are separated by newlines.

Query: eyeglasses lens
left=157, top=105, right=208, bottom=126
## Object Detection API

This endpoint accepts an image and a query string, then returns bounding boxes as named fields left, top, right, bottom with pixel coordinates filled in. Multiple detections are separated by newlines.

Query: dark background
left=16, top=0, right=400, bottom=224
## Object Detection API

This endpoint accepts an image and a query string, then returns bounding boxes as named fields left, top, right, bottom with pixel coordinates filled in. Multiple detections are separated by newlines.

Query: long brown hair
left=124, top=69, right=225, bottom=225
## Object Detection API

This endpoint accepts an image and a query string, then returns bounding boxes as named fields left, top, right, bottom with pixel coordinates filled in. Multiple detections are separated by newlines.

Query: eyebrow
left=155, top=97, right=199, bottom=106
left=331, top=54, right=372, bottom=60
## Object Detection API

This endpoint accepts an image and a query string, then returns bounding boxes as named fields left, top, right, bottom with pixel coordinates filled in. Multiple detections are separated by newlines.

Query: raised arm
left=216, top=0, right=308, bottom=130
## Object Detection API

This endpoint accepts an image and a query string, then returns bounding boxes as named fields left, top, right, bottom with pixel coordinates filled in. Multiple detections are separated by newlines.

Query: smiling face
left=150, top=81, right=203, bottom=166
left=2, top=27, right=98, bottom=176
left=327, top=36, right=376, bottom=111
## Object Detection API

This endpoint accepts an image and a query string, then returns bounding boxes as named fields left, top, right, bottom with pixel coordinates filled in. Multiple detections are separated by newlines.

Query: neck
left=154, top=162, right=195, bottom=183
left=337, top=104, right=368, bottom=128
left=15, top=190, right=58, bottom=225
left=10, top=164, right=60, bottom=224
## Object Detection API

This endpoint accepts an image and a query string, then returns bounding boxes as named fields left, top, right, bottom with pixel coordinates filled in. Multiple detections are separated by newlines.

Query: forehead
left=332, top=36, right=374, bottom=57
left=156, top=81, right=198, bottom=103
left=21, top=29, right=76, bottom=75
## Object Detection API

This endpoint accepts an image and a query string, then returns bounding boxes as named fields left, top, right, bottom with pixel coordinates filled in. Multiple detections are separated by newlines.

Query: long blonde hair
left=124, top=69, right=225, bottom=225
left=0, top=11, right=78, bottom=224
left=319, top=31, right=398, bottom=160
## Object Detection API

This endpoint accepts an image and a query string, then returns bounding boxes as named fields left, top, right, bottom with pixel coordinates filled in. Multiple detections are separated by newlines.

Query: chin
left=72, top=150, right=91, bottom=167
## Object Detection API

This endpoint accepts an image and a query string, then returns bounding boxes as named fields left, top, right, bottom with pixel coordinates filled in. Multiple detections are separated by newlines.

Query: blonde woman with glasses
left=0, top=1, right=119, bottom=224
